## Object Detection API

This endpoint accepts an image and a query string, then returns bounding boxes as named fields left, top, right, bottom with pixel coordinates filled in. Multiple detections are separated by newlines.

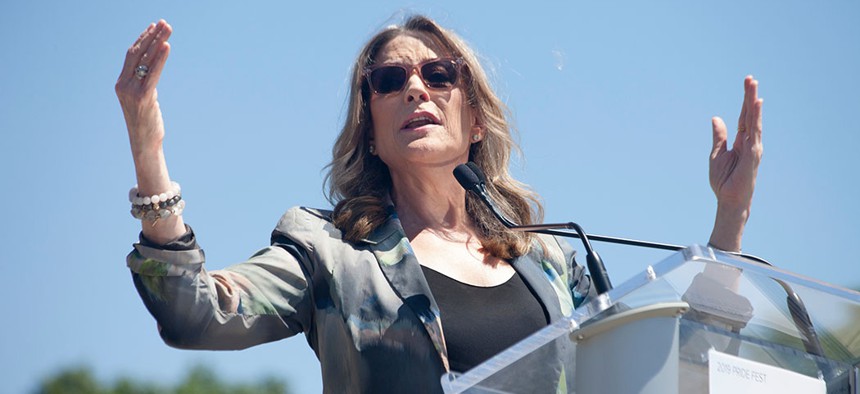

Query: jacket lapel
left=512, top=252, right=564, bottom=322
left=511, top=240, right=576, bottom=322
left=363, top=210, right=450, bottom=372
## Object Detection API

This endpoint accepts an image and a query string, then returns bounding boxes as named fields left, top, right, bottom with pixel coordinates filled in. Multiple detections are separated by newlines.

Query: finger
left=123, top=20, right=171, bottom=84
left=142, top=41, right=171, bottom=90
left=141, top=20, right=172, bottom=59
left=137, top=21, right=171, bottom=71
left=744, top=77, right=758, bottom=131
left=138, top=21, right=172, bottom=86
left=737, top=76, right=751, bottom=132
left=133, top=22, right=163, bottom=67
left=711, top=116, right=728, bottom=159
left=120, top=23, right=156, bottom=81
left=751, top=98, right=763, bottom=146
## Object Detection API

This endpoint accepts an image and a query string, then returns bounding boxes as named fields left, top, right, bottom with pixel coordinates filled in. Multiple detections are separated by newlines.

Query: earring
left=471, top=134, right=481, bottom=142
left=369, top=144, right=376, bottom=155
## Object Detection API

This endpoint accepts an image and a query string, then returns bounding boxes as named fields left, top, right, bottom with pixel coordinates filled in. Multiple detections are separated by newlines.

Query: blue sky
left=1, top=1, right=858, bottom=393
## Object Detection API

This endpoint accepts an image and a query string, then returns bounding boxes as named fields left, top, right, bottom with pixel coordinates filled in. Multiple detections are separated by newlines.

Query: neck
left=388, top=162, right=473, bottom=239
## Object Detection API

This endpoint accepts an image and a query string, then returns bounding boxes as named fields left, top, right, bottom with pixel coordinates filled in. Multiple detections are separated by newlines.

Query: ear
left=472, top=110, right=484, bottom=133
left=470, top=108, right=482, bottom=128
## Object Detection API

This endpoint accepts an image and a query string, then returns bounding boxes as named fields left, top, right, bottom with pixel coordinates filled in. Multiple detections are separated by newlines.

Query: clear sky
left=1, top=1, right=858, bottom=393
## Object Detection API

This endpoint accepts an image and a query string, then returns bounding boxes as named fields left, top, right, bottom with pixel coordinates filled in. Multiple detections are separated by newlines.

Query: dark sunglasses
left=364, top=57, right=464, bottom=95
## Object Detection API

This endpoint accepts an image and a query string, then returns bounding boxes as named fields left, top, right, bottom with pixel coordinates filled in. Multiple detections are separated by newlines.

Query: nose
left=403, top=69, right=429, bottom=103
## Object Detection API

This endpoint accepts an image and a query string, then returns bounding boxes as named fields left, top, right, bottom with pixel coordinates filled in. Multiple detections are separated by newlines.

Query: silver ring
left=134, top=65, right=150, bottom=80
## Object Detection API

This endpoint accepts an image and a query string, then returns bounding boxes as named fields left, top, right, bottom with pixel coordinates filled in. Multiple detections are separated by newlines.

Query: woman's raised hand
left=708, top=76, right=764, bottom=251
left=116, top=20, right=173, bottom=156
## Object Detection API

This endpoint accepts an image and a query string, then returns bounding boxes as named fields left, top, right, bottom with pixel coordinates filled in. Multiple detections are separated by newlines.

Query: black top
left=421, top=265, right=549, bottom=373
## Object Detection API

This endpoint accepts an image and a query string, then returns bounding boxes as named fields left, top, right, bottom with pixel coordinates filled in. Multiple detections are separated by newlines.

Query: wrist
left=708, top=202, right=750, bottom=252
left=131, top=139, right=164, bottom=161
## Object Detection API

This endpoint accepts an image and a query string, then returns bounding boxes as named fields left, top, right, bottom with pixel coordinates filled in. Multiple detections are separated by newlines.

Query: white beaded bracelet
left=129, top=181, right=184, bottom=221
left=129, top=181, right=181, bottom=205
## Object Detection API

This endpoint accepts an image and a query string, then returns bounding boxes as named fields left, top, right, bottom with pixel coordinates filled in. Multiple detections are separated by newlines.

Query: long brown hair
left=325, top=15, right=543, bottom=259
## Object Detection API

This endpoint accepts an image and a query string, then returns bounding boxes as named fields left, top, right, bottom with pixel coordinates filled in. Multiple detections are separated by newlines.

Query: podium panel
left=442, top=245, right=860, bottom=394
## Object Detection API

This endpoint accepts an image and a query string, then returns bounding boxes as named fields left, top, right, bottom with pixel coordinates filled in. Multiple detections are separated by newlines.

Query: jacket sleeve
left=127, top=220, right=315, bottom=350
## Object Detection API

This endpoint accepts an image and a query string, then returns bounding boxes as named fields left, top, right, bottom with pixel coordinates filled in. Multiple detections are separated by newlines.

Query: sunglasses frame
left=363, top=57, right=465, bottom=95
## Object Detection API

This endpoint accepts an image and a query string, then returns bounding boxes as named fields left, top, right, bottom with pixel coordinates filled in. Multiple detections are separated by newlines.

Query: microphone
left=453, top=162, right=826, bottom=359
left=454, top=163, right=613, bottom=295
left=453, top=163, right=518, bottom=229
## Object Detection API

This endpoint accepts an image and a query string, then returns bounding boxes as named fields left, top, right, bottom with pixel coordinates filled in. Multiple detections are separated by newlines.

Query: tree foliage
left=35, top=364, right=290, bottom=394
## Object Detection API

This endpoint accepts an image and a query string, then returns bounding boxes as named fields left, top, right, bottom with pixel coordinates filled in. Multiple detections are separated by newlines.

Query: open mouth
left=401, top=113, right=442, bottom=130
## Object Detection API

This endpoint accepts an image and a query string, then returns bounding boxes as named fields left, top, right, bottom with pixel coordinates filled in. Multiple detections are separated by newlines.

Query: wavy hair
left=325, top=15, right=543, bottom=259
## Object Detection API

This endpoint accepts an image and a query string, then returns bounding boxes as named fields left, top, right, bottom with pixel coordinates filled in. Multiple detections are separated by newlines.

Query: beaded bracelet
left=129, top=181, right=185, bottom=221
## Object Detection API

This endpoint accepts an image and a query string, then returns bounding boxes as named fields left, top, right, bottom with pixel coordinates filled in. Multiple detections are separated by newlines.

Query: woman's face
left=369, top=34, right=477, bottom=172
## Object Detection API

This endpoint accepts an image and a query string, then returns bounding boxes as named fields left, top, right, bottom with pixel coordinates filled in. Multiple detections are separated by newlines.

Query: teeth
left=404, top=116, right=436, bottom=129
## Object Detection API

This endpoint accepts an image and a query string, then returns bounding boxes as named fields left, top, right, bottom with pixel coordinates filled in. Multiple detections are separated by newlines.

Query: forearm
left=131, top=144, right=186, bottom=244
left=697, top=202, right=748, bottom=293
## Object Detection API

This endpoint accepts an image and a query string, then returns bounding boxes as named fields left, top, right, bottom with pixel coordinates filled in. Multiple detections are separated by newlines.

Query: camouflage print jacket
left=127, top=206, right=593, bottom=393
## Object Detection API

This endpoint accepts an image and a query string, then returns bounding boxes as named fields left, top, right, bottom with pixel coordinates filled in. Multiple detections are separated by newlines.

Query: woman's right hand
left=116, top=20, right=172, bottom=157
left=117, top=20, right=185, bottom=244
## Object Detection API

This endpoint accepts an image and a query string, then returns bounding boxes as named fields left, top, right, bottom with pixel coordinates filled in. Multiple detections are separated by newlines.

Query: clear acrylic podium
left=441, top=245, right=860, bottom=393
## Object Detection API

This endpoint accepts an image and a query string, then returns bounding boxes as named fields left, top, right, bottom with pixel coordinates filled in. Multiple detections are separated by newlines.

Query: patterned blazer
left=128, top=206, right=593, bottom=393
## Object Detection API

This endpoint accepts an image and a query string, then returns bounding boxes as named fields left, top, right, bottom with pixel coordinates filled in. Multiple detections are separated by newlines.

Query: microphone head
left=453, top=164, right=482, bottom=192
left=465, top=162, right=487, bottom=184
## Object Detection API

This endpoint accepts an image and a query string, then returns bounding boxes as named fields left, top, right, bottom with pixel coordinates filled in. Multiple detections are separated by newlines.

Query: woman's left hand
left=708, top=76, right=763, bottom=251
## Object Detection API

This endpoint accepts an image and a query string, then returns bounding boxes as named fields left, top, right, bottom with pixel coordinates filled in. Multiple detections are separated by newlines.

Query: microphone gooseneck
left=454, top=163, right=613, bottom=294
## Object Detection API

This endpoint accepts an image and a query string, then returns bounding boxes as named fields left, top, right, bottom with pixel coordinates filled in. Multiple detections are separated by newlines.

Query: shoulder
left=275, top=206, right=334, bottom=231
left=271, top=206, right=342, bottom=249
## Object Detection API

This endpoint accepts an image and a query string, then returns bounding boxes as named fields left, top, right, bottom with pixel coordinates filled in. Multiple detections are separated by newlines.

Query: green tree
left=35, top=364, right=290, bottom=394
left=37, top=366, right=104, bottom=394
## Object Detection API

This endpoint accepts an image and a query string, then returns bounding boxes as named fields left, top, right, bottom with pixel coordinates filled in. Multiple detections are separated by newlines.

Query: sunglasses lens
left=368, top=59, right=460, bottom=94
left=421, top=60, right=458, bottom=88
left=370, top=66, right=407, bottom=94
